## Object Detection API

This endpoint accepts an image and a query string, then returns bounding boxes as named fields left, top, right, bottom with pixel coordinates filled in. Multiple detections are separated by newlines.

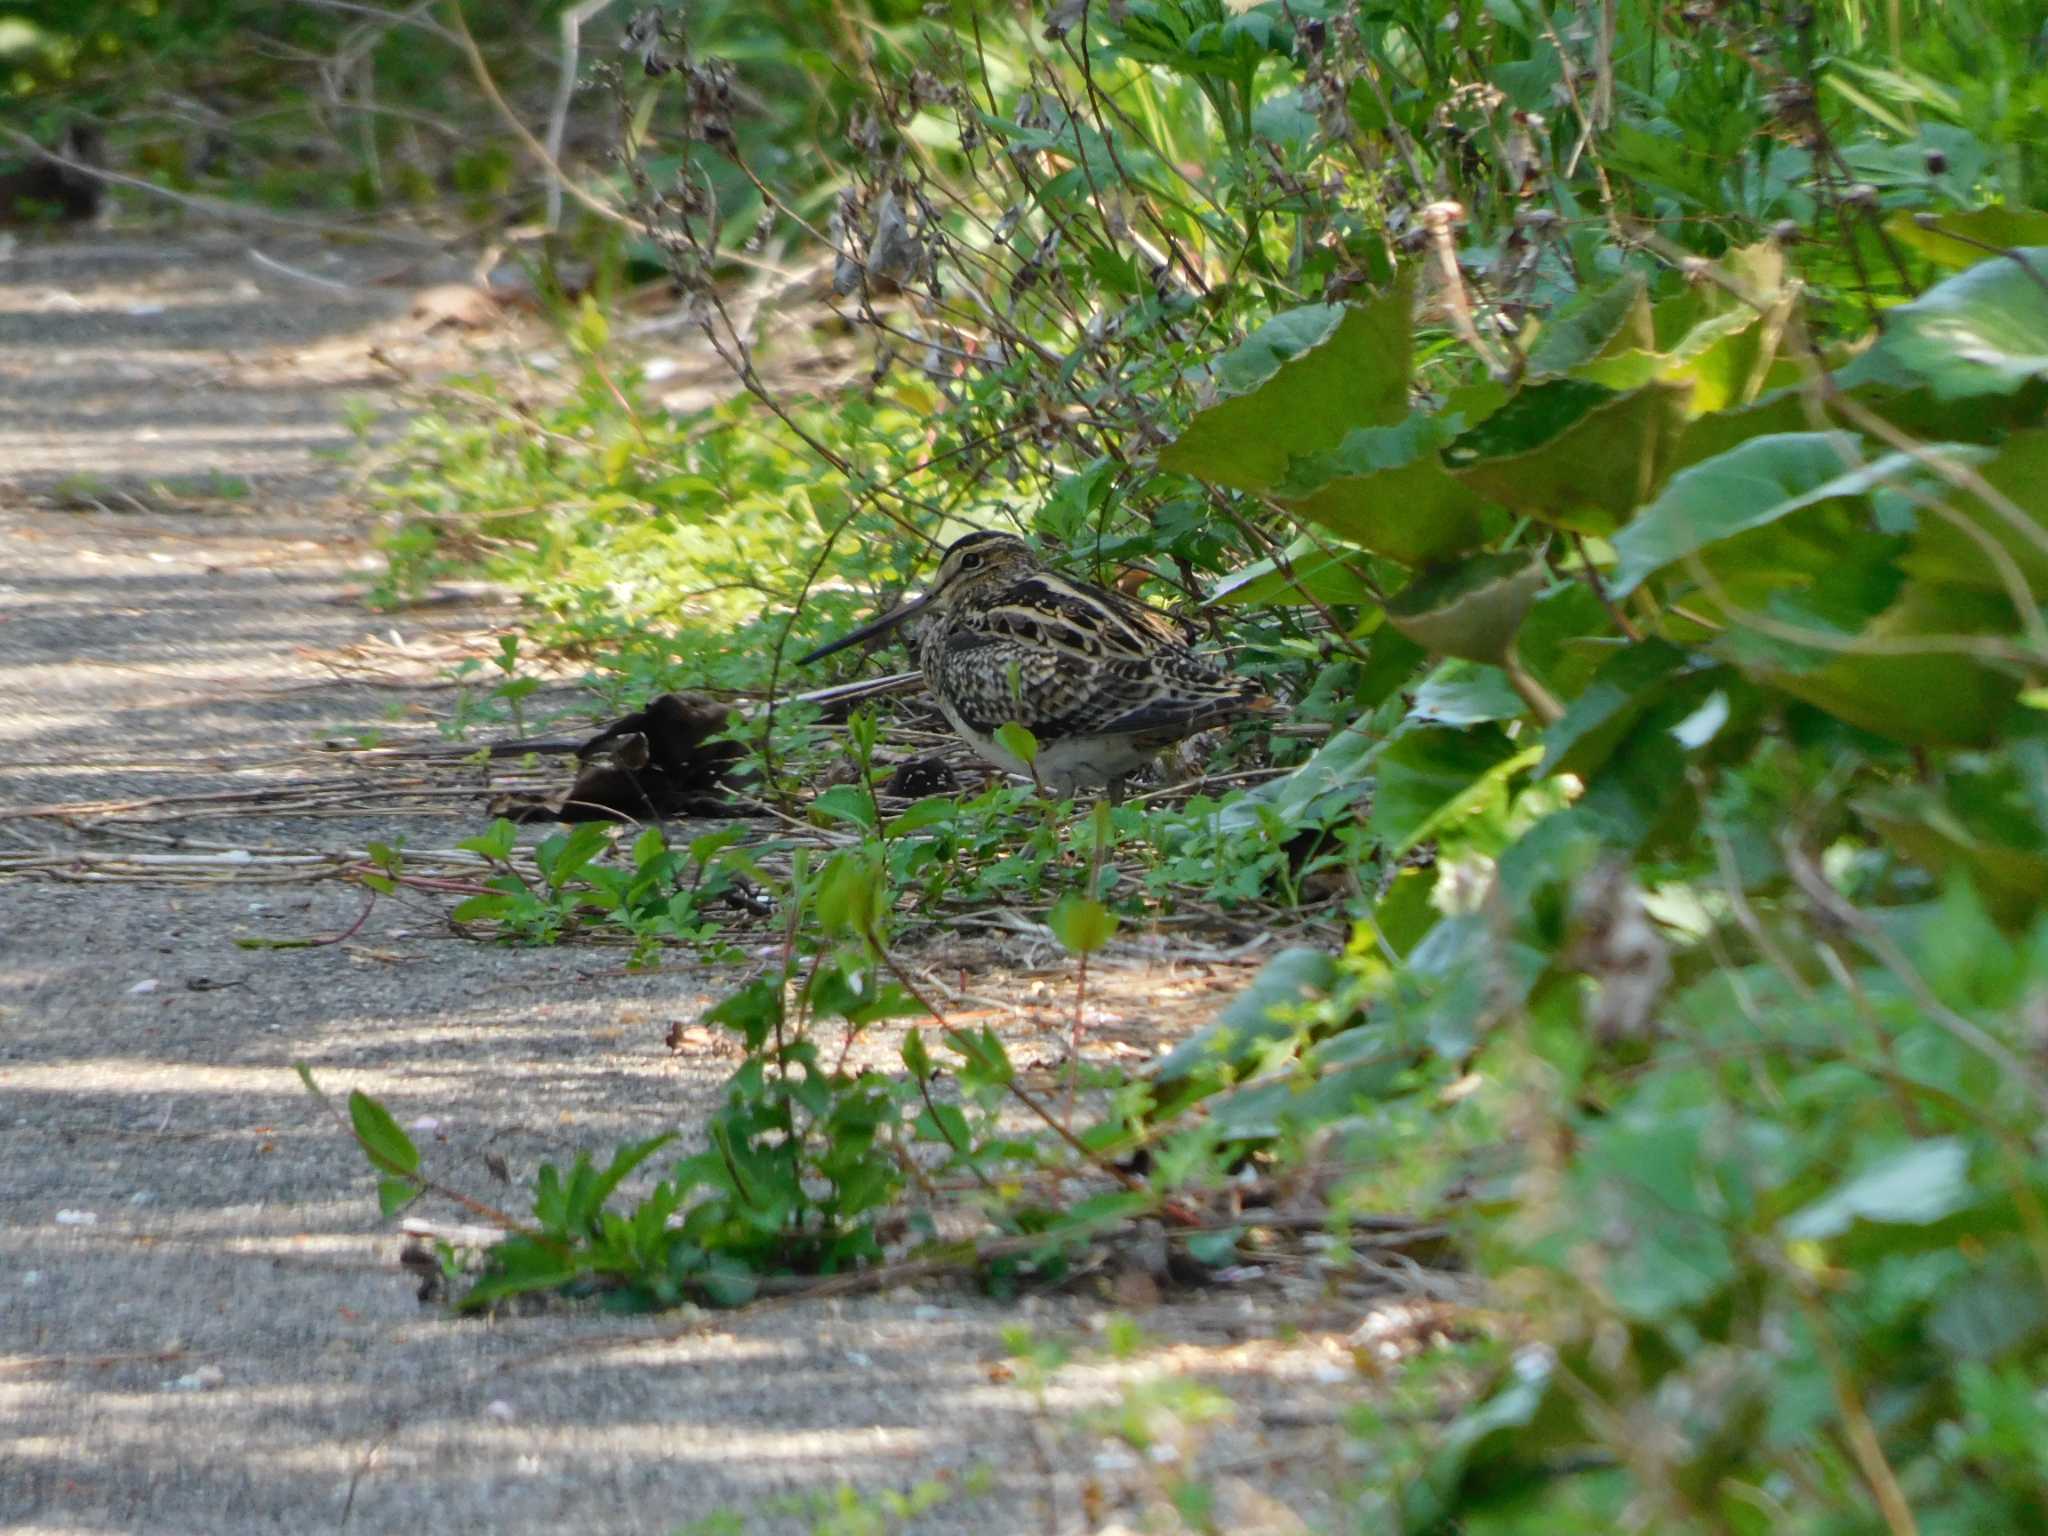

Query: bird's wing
left=973, top=573, right=1193, bottom=662
left=931, top=626, right=1254, bottom=741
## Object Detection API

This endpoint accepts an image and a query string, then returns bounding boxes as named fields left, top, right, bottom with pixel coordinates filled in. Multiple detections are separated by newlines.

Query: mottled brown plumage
left=799, top=531, right=1267, bottom=795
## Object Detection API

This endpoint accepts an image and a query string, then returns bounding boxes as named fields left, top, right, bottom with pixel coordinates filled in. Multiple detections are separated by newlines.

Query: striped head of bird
left=796, top=530, right=1039, bottom=663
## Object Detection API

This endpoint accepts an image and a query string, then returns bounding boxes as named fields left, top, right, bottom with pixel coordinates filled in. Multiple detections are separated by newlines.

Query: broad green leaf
left=994, top=721, right=1039, bottom=767
left=704, top=976, right=784, bottom=1050
left=348, top=1089, right=420, bottom=1177
left=1856, top=782, right=2048, bottom=929
left=884, top=797, right=959, bottom=835
left=698, top=1255, right=760, bottom=1307
left=1371, top=864, right=1441, bottom=957
left=1865, top=247, right=2048, bottom=399
left=1929, top=1256, right=2048, bottom=1359
left=1047, top=892, right=1118, bottom=955
left=1526, top=270, right=1652, bottom=376
left=1537, top=642, right=1697, bottom=778
left=1160, top=275, right=1412, bottom=491
left=1385, top=549, right=1549, bottom=664
left=1888, top=208, right=2048, bottom=271
left=1208, top=538, right=1379, bottom=606
left=814, top=849, right=882, bottom=935
left=1609, top=432, right=1914, bottom=597
left=458, top=818, right=518, bottom=861
left=1571, top=298, right=1789, bottom=416
left=1666, top=387, right=1816, bottom=476
left=1588, top=1114, right=1742, bottom=1320
left=1274, top=409, right=1460, bottom=494
left=1410, top=661, right=1529, bottom=726
left=1448, top=377, right=1613, bottom=461
left=1783, top=1138, right=1974, bottom=1239
left=1151, top=947, right=1338, bottom=1086
left=1270, top=408, right=1494, bottom=563
left=1399, top=1343, right=1581, bottom=1532
left=1287, top=452, right=1493, bottom=566
left=1449, top=382, right=1690, bottom=535
left=375, top=1177, right=419, bottom=1217
left=1370, top=725, right=1531, bottom=854
left=811, top=783, right=877, bottom=830
left=1215, top=716, right=1383, bottom=833
left=1900, top=428, right=2048, bottom=599
left=1739, top=579, right=2020, bottom=748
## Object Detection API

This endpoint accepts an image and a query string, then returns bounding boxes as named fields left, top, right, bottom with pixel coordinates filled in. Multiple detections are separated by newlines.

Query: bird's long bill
left=795, top=592, right=932, bottom=665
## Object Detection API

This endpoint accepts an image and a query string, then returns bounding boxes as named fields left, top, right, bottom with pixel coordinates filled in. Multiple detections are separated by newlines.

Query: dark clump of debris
left=493, top=693, right=748, bottom=824
left=0, top=123, right=104, bottom=224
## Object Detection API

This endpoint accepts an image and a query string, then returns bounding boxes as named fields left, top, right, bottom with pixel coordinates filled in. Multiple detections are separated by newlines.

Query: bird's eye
left=960, top=553, right=983, bottom=570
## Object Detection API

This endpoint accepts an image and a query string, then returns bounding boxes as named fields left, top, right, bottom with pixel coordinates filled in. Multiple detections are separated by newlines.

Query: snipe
left=798, top=530, right=1268, bottom=797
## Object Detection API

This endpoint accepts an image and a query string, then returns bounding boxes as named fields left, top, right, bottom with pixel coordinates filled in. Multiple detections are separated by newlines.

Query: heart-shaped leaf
left=1866, top=247, right=2048, bottom=400
left=1160, top=273, right=1413, bottom=491
left=1609, top=433, right=1994, bottom=597
left=1449, top=381, right=1690, bottom=535
left=1385, top=548, right=1549, bottom=664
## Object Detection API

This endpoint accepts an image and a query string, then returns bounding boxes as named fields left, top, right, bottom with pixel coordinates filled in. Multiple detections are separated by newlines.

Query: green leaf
left=1160, top=275, right=1413, bottom=491
left=901, top=1027, right=934, bottom=1079
left=1370, top=865, right=1441, bottom=957
left=1152, top=947, right=1338, bottom=1086
left=458, top=818, right=517, bottom=861
left=994, top=721, right=1039, bottom=767
left=1606, top=433, right=1966, bottom=597
left=1410, top=661, right=1529, bottom=727
left=1888, top=207, right=2048, bottom=269
left=1737, top=578, right=2020, bottom=748
left=1449, top=378, right=1613, bottom=460
left=1537, top=642, right=1697, bottom=778
left=1900, top=428, right=2048, bottom=599
left=1286, top=447, right=1493, bottom=566
left=1783, top=1138, right=1974, bottom=1239
left=814, top=848, right=882, bottom=935
left=1370, top=726, right=1533, bottom=855
left=885, top=797, right=959, bottom=835
left=705, top=976, right=784, bottom=1051
left=697, top=1255, right=760, bottom=1307
left=534, top=821, right=608, bottom=889
left=376, top=1177, right=420, bottom=1217
left=348, top=1089, right=420, bottom=1177
left=1855, top=770, right=2048, bottom=929
left=1215, top=716, right=1383, bottom=833
left=1208, top=538, right=1380, bottom=606
left=449, top=892, right=512, bottom=925
left=1385, top=549, right=1549, bottom=664
left=812, top=783, right=877, bottom=829
left=1866, top=247, right=2048, bottom=399
left=1448, top=382, right=1690, bottom=536
left=1526, top=270, right=1653, bottom=376
left=1047, top=893, right=1117, bottom=955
